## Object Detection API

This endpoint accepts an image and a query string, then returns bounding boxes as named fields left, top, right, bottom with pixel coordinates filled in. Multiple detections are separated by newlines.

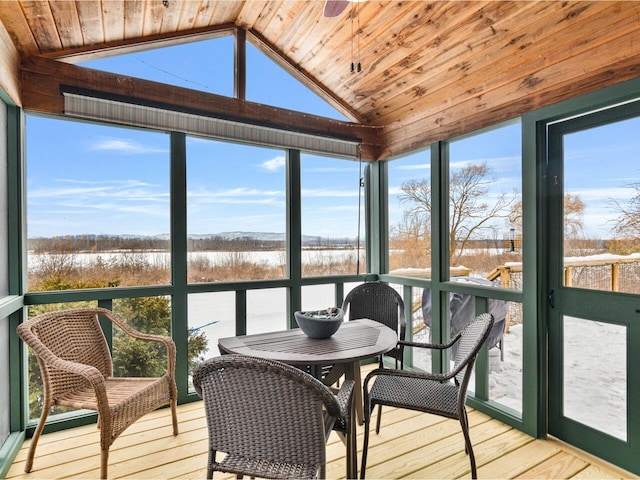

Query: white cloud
left=301, top=188, right=358, bottom=198
left=394, top=163, right=430, bottom=171
left=260, top=155, right=286, bottom=171
left=90, top=138, right=167, bottom=155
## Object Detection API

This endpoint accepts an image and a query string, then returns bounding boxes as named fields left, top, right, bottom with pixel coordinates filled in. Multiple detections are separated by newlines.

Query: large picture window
left=186, top=136, right=286, bottom=282
left=448, top=121, right=522, bottom=288
left=387, top=149, right=431, bottom=275
left=300, top=153, right=364, bottom=277
left=26, top=116, right=171, bottom=291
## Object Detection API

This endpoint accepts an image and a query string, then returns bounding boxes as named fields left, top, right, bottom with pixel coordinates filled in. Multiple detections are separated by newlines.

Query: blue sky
left=26, top=36, right=362, bottom=239
left=25, top=36, right=640, bottom=240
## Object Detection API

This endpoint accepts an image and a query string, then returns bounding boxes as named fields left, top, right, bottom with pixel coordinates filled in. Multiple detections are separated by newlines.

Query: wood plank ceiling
left=1, top=1, right=640, bottom=160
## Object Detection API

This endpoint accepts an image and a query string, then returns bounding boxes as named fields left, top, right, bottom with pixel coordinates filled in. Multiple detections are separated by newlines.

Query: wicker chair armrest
left=47, top=355, right=107, bottom=383
left=398, top=331, right=462, bottom=351
left=95, top=308, right=176, bottom=375
left=40, top=354, right=110, bottom=407
left=333, top=379, right=355, bottom=418
left=363, top=367, right=453, bottom=389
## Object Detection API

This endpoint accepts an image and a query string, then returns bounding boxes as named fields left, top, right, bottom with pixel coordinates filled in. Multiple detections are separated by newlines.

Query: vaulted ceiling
left=1, top=1, right=640, bottom=160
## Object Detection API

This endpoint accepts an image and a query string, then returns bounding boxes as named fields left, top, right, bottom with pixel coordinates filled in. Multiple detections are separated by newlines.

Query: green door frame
left=545, top=97, right=640, bottom=474
left=523, top=76, right=640, bottom=468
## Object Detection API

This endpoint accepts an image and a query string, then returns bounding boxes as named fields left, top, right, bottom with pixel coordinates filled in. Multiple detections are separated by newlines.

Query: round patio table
left=217, top=318, right=398, bottom=479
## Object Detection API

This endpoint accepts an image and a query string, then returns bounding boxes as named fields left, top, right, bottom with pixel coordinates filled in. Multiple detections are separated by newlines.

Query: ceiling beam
left=20, top=55, right=382, bottom=159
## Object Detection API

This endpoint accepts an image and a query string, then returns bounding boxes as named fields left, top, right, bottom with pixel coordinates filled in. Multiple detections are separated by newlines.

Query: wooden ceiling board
left=143, top=0, right=169, bottom=36
left=48, top=1, right=83, bottom=49
left=124, top=0, right=145, bottom=38
left=364, top=1, right=617, bottom=126
left=267, top=2, right=324, bottom=54
left=380, top=21, right=640, bottom=159
left=101, top=0, right=125, bottom=42
left=77, top=1, right=106, bottom=45
left=235, top=0, right=272, bottom=29
left=0, top=17, right=21, bottom=104
left=304, top=2, right=426, bottom=85
left=20, top=0, right=61, bottom=52
left=358, top=0, right=570, bottom=125
left=345, top=1, right=489, bottom=120
left=243, top=0, right=287, bottom=33
left=0, top=2, right=36, bottom=57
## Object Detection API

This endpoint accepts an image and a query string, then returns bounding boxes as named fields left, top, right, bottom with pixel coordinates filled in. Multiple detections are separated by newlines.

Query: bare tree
left=612, top=183, right=640, bottom=252
left=399, top=162, right=516, bottom=264
left=612, top=183, right=640, bottom=239
left=564, top=193, right=585, bottom=238
left=510, top=193, right=584, bottom=238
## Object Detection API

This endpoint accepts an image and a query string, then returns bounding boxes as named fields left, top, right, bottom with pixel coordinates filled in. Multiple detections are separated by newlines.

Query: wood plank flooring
left=7, top=398, right=635, bottom=480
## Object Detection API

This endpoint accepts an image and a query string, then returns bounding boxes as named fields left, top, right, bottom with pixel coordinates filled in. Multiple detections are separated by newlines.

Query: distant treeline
left=29, top=234, right=356, bottom=253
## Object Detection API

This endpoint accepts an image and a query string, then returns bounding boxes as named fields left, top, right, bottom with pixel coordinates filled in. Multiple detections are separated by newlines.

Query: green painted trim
left=6, top=104, right=24, bottom=297
left=379, top=274, right=431, bottom=290
left=5, top=101, right=27, bottom=468
left=402, top=284, right=414, bottom=366
left=378, top=161, right=389, bottom=274
left=0, top=432, right=25, bottom=479
left=235, top=289, right=246, bottom=336
left=473, top=296, right=489, bottom=400
left=24, top=285, right=174, bottom=304
left=0, top=296, right=22, bottom=319
left=430, top=141, right=448, bottom=371
left=170, top=132, right=189, bottom=401
left=0, top=87, right=16, bottom=107
left=9, top=311, right=24, bottom=433
left=519, top=112, right=547, bottom=438
left=366, top=162, right=382, bottom=275
left=286, top=149, right=301, bottom=329
left=466, top=397, right=522, bottom=429
left=519, top=75, right=640, bottom=441
left=97, top=299, right=114, bottom=348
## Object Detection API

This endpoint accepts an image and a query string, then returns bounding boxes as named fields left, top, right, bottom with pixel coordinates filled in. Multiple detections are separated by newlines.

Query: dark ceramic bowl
left=294, top=308, right=344, bottom=339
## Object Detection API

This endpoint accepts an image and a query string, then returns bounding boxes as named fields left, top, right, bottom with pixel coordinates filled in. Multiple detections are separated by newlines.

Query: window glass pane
left=448, top=121, right=522, bottom=289
left=188, top=291, right=235, bottom=374
left=26, top=116, right=171, bottom=291
left=112, top=296, right=176, bottom=377
left=187, top=137, right=286, bottom=282
left=563, top=116, right=640, bottom=294
left=388, top=149, right=431, bottom=275
left=78, top=36, right=234, bottom=97
left=302, top=284, right=336, bottom=312
left=301, top=154, right=364, bottom=277
left=247, top=288, right=287, bottom=334
left=246, top=43, right=348, bottom=121
left=563, top=316, right=626, bottom=440
left=489, top=301, right=522, bottom=413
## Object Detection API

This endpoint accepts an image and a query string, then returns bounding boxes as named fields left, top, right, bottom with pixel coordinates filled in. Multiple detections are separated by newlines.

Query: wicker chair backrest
left=18, top=308, right=113, bottom=398
left=193, top=355, right=340, bottom=471
left=342, top=282, right=406, bottom=339
left=452, top=312, right=494, bottom=385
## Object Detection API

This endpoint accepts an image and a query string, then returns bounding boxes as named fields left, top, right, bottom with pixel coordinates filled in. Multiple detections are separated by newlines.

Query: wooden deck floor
left=6, top=398, right=636, bottom=480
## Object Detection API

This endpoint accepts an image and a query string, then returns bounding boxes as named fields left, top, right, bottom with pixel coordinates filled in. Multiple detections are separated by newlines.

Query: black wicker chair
left=360, top=313, right=494, bottom=479
left=342, top=282, right=406, bottom=369
left=193, top=355, right=355, bottom=479
left=342, top=281, right=406, bottom=431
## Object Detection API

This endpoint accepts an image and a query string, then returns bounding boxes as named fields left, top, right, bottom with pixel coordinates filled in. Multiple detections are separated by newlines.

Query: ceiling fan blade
left=323, top=0, right=350, bottom=17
